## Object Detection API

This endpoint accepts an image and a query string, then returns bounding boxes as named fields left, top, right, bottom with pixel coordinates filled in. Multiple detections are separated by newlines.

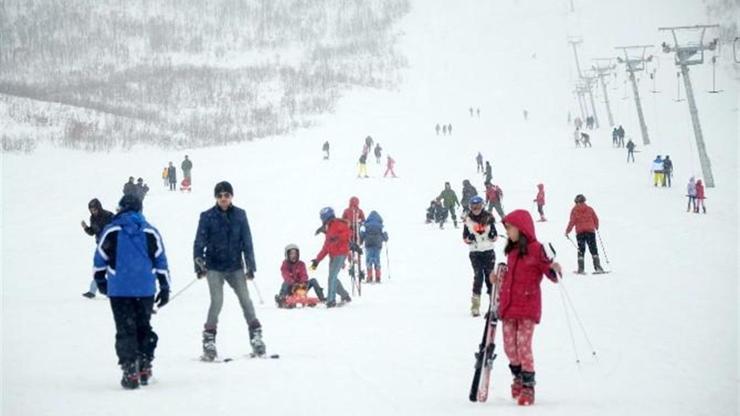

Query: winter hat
left=214, top=181, right=234, bottom=197
left=319, top=207, right=335, bottom=223
left=118, top=194, right=142, bottom=213
left=574, top=194, right=586, bottom=204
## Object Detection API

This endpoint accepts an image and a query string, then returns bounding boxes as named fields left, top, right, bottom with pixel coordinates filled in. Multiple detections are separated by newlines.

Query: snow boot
left=592, top=255, right=605, bottom=273
left=471, top=295, right=481, bottom=317
left=315, top=287, right=326, bottom=303
left=576, top=256, right=585, bottom=274
left=366, top=268, right=374, bottom=284
left=139, top=357, right=152, bottom=386
left=248, top=321, right=266, bottom=357
left=509, top=364, right=523, bottom=400
left=82, top=291, right=95, bottom=299
left=517, top=371, right=535, bottom=406
left=202, top=329, right=217, bottom=361
left=120, top=361, right=140, bottom=389
left=375, top=269, right=381, bottom=283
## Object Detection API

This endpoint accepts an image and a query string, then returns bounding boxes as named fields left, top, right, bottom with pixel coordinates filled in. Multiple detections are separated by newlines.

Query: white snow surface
left=1, top=1, right=738, bottom=415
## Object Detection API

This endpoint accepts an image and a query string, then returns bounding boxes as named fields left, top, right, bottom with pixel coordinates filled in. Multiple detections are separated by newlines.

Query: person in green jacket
left=438, top=182, right=461, bottom=228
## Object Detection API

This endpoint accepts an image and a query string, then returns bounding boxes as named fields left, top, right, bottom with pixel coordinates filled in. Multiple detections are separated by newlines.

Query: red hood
left=349, top=196, right=360, bottom=208
left=537, top=184, right=544, bottom=190
left=503, top=209, right=538, bottom=243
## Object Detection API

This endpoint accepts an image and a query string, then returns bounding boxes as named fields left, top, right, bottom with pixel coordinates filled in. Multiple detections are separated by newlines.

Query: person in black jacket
left=662, top=156, right=673, bottom=187
left=135, top=178, right=149, bottom=201
left=461, top=179, right=478, bottom=215
left=626, top=139, right=636, bottom=163
left=123, top=177, right=137, bottom=196
left=181, top=155, right=193, bottom=181
left=193, top=181, right=266, bottom=361
left=81, top=198, right=114, bottom=298
left=167, top=162, right=177, bottom=191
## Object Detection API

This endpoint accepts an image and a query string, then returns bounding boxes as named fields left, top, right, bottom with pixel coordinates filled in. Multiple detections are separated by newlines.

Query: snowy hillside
left=1, top=1, right=738, bottom=415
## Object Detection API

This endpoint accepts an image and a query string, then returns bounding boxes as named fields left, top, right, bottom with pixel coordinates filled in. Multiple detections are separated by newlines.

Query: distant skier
left=695, top=179, right=706, bottom=214
left=438, top=182, right=460, bottom=228
left=448, top=123, right=453, bottom=135
left=93, top=194, right=170, bottom=389
left=476, top=152, right=484, bottom=173
left=573, top=129, right=581, bottom=148
left=442, top=125, right=448, bottom=136
left=611, top=127, right=619, bottom=147
left=435, top=124, right=441, bottom=136
left=384, top=155, right=397, bottom=178
left=662, top=155, right=673, bottom=187
left=357, top=153, right=369, bottom=178
left=565, top=194, right=604, bottom=274
left=322, top=141, right=330, bottom=160
left=626, top=139, right=636, bottom=163
left=523, top=109, right=528, bottom=121
left=462, top=195, right=498, bottom=317
left=617, top=125, right=625, bottom=147
left=310, top=207, right=353, bottom=308
left=469, top=107, right=474, bottom=117
left=495, top=209, right=561, bottom=406
left=651, top=155, right=664, bottom=187
left=484, top=161, right=492, bottom=184
left=123, top=177, right=137, bottom=196
left=135, top=178, right=149, bottom=201
left=574, top=117, right=583, bottom=130
left=181, top=155, right=193, bottom=181
left=360, top=211, right=389, bottom=284
left=167, top=162, right=177, bottom=191
left=193, top=181, right=266, bottom=361
left=81, top=198, right=113, bottom=299
left=686, top=177, right=697, bottom=212
left=580, top=131, right=592, bottom=147
left=461, top=179, right=478, bottom=215
left=275, top=244, right=325, bottom=307
left=374, top=143, right=382, bottom=164
left=485, top=182, right=505, bottom=219
left=365, top=135, right=374, bottom=152
left=533, top=184, right=546, bottom=222
left=476, top=108, right=480, bottom=118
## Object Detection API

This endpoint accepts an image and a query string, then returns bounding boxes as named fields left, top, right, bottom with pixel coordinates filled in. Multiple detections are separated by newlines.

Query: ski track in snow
left=2, top=0, right=738, bottom=415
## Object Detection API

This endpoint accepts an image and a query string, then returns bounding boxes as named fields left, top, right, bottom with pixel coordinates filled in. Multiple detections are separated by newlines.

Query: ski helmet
left=574, top=194, right=586, bottom=204
left=470, top=195, right=484, bottom=206
left=319, top=207, right=335, bottom=223
left=284, top=244, right=300, bottom=260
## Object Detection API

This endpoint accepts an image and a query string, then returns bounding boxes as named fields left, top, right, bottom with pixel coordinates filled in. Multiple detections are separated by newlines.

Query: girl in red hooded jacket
left=533, top=184, right=546, bottom=222
left=495, top=209, right=561, bottom=406
left=695, top=179, right=706, bottom=214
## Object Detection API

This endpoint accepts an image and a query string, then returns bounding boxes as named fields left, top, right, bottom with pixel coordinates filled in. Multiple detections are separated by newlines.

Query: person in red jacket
left=384, top=155, right=397, bottom=178
left=695, top=179, right=706, bottom=214
left=310, top=207, right=352, bottom=308
left=533, top=184, right=546, bottom=222
left=484, top=181, right=505, bottom=219
left=565, top=194, right=604, bottom=274
left=342, top=196, right=366, bottom=238
left=495, top=209, right=561, bottom=406
left=275, top=244, right=325, bottom=307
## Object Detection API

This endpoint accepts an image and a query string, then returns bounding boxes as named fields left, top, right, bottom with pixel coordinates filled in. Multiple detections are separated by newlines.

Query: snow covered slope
left=1, top=1, right=737, bottom=415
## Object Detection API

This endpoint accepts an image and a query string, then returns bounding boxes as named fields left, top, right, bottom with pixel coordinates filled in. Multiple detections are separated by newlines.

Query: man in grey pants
left=193, top=181, right=266, bottom=360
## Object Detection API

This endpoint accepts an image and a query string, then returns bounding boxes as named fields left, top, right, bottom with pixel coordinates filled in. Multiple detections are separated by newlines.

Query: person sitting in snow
left=360, top=211, right=389, bottom=284
left=275, top=244, right=325, bottom=307
left=426, top=200, right=437, bottom=224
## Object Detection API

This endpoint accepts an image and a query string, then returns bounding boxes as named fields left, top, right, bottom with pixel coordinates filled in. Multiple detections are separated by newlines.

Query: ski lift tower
left=659, top=24, right=719, bottom=187
left=615, top=45, right=653, bottom=145
left=569, top=37, right=600, bottom=128
left=581, top=71, right=600, bottom=128
left=591, top=58, right=617, bottom=127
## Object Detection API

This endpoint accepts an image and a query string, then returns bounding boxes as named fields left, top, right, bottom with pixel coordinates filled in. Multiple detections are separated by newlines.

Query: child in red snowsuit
left=495, top=209, right=561, bottom=406
left=533, top=184, right=545, bottom=222
left=384, top=155, right=397, bottom=178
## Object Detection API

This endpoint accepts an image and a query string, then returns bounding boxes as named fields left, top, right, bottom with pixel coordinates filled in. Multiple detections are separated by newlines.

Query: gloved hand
left=194, top=257, right=208, bottom=278
left=245, top=270, right=255, bottom=280
left=310, top=259, right=319, bottom=271
left=155, top=289, right=170, bottom=308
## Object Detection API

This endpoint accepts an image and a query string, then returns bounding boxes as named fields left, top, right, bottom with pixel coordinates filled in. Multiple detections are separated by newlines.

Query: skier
left=496, top=209, right=561, bottom=406
left=476, top=152, right=484, bottom=173
left=374, top=143, right=382, bottom=164
left=438, top=182, right=460, bottom=228
left=533, top=184, right=546, bottom=222
left=81, top=198, right=114, bottom=298
left=523, top=109, right=528, bottom=121
left=574, top=117, right=583, bottom=130
left=448, top=123, right=453, bottom=135
left=135, top=178, right=149, bottom=201
left=310, top=207, right=353, bottom=307
left=123, top=177, right=137, bottom=196
left=626, top=139, right=636, bottom=163
left=611, top=127, right=619, bottom=147
left=651, top=155, right=664, bottom=187
left=476, top=108, right=480, bottom=118
left=322, top=141, right=330, bottom=160
left=617, top=125, right=625, bottom=147
left=360, top=211, right=388, bottom=284
left=384, top=155, right=397, bottom=178
left=662, top=155, right=673, bottom=187
left=686, top=177, right=697, bottom=212
left=365, top=135, right=374, bottom=152
left=341, top=196, right=366, bottom=240
left=435, top=124, right=441, bottom=136
left=462, top=195, right=498, bottom=317
left=469, top=107, right=474, bottom=117
left=484, top=182, right=505, bottom=219
left=193, top=181, right=266, bottom=361
left=580, top=131, right=592, bottom=147
left=461, top=180, right=478, bottom=215
left=442, top=125, right=448, bottom=136
left=93, top=194, right=170, bottom=389
left=357, top=153, right=369, bottom=178
left=161, top=167, right=169, bottom=187
left=167, top=162, right=177, bottom=191
left=565, top=194, right=604, bottom=274
left=181, top=155, right=193, bottom=181
left=275, top=244, right=325, bottom=307
left=484, top=161, right=492, bottom=184
left=695, top=179, right=706, bottom=214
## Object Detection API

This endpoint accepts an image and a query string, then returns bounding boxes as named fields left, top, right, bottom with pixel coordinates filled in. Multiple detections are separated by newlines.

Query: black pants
left=110, top=297, right=158, bottom=365
left=446, top=206, right=457, bottom=222
left=627, top=150, right=635, bottom=162
left=576, top=232, right=598, bottom=257
left=169, top=181, right=176, bottom=191
left=470, top=250, right=495, bottom=295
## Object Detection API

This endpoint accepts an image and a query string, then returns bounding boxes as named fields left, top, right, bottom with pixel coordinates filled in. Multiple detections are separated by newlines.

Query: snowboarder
left=485, top=182, right=505, bottom=219
left=462, top=195, right=498, bottom=317
left=135, top=178, right=149, bottom=201
left=533, top=184, right=546, bottom=222
left=484, top=161, right=492, bottom=184
left=161, top=167, right=169, bottom=187
left=310, top=207, right=353, bottom=308
left=193, top=181, right=266, bottom=361
left=476, top=152, right=484, bottom=173
left=81, top=198, right=114, bottom=298
left=358, top=153, right=369, bottom=178
left=496, top=209, right=561, bottom=406
left=167, top=162, right=177, bottom=191
left=275, top=244, right=325, bottom=307
left=384, top=155, right=397, bottom=178
left=651, top=156, right=664, bottom=187
left=626, top=139, right=636, bottom=163
left=360, top=211, right=388, bottom=284
left=181, top=155, right=193, bottom=181
left=695, top=179, right=706, bottom=214
left=323, top=141, right=330, bottom=160
left=374, top=143, right=382, bottom=164
left=93, top=194, right=170, bottom=389
left=686, top=177, right=697, bottom=212
left=565, top=194, right=604, bottom=274
left=123, top=177, right=137, bottom=196
left=435, top=124, right=441, bottom=136
left=662, top=156, right=673, bottom=187
left=461, top=180, right=478, bottom=215
left=438, top=182, right=460, bottom=228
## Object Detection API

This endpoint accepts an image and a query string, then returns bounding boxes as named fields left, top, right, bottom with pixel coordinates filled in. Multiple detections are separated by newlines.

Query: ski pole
left=560, top=280, right=598, bottom=359
left=385, top=243, right=391, bottom=280
left=565, top=235, right=578, bottom=250
left=596, top=230, right=610, bottom=265
left=250, top=280, right=264, bottom=305
left=155, top=276, right=200, bottom=312
left=558, top=283, right=581, bottom=365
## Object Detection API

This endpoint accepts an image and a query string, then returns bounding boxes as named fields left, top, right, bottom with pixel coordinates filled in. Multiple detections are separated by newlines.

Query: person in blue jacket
left=360, top=211, right=389, bottom=284
left=193, top=181, right=266, bottom=361
left=93, top=194, right=170, bottom=389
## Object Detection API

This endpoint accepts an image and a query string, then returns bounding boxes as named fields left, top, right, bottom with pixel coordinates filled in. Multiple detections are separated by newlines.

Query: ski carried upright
left=469, top=262, right=506, bottom=402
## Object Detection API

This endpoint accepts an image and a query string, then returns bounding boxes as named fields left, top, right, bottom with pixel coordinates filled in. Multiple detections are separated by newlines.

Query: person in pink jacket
left=495, top=209, right=561, bottom=406
left=695, top=179, right=706, bottom=214
left=533, top=184, right=546, bottom=222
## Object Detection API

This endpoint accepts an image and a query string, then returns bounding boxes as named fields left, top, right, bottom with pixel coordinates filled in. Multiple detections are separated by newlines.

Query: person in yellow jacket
left=162, top=167, right=169, bottom=187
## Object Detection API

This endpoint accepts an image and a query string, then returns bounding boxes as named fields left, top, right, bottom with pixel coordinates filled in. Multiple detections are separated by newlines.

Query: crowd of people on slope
left=162, top=155, right=193, bottom=191
left=356, top=135, right=397, bottom=178
left=435, top=123, right=454, bottom=136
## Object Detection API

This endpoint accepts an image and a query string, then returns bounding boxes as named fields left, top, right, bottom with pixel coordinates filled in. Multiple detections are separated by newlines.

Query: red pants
left=502, top=318, right=536, bottom=372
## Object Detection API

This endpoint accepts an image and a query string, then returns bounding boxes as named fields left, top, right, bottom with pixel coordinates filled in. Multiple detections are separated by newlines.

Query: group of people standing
left=162, top=155, right=193, bottom=191
left=435, top=123, right=454, bottom=136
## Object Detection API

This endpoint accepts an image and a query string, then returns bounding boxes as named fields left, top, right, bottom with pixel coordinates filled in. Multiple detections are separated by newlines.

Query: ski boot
left=375, top=269, right=381, bottom=284
left=366, top=269, right=374, bottom=285
left=592, top=255, right=605, bottom=274
left=120, top=361, right=140, bottom=389
left=139, top=357, right=152, bottom=386
left=315, top=287, right=326, bottom=303
left=517, top=371, right=535, bottom=406
left=249, top=322, right=266, bottom=357
left=575, top=256, right=586, bottom=275
left=201, top=329, right=217, bottom=361
left=471, top=295, right=481, bottom=317
left=275, top=294, right=286, bottom=308
left=509, top=364, right=523, bottom=400
left=82, top=291, right=95, bottom=299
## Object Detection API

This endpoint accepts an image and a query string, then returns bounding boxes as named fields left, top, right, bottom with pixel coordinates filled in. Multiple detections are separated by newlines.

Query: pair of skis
left=348, top=210, right=364, bottom=297
left=469, top=262, right=506, bottom=403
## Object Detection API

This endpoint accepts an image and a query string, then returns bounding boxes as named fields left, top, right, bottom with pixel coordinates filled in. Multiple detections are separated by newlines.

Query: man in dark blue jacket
left=81, top=198, right=113, bottom=298
left=193, top=181, right=266, bottom=361
left=93, top=195, right=170, bottom=389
